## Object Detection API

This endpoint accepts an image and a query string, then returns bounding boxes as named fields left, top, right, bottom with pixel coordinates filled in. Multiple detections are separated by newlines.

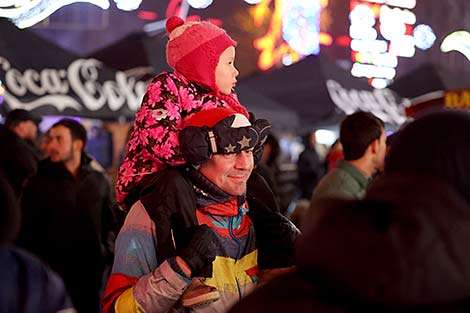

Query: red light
left=138, top=11, right=157, bottom=21
left=405, top=24, right=413, bottom=35
left=336, top=36, right=351, bottom=46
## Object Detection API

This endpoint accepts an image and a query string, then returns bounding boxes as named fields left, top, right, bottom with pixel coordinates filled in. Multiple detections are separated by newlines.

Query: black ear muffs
left=179, top=126, right=212, bottom=165
left=179, top=114, right=272, bottom=166
left=252, top=118, right=271, bottom=165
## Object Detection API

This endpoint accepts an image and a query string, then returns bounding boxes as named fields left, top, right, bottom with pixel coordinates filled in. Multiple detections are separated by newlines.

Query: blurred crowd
left=3, top=105, right=470, bottom=313
left=2, top=15, right=470, bottom=313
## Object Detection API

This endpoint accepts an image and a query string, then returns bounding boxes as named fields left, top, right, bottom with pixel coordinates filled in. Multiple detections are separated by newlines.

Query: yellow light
left=319, top=32, right=333, bottom=46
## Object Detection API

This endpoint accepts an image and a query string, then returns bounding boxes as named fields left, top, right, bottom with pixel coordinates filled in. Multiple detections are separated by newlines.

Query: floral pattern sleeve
left=131, top=74, right=186, bottom=165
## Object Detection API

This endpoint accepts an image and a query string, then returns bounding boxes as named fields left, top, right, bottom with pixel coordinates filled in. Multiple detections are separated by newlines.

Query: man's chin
left=49, top=156, right=61, bottom=163
left=226, top=186, right=247, bottom=197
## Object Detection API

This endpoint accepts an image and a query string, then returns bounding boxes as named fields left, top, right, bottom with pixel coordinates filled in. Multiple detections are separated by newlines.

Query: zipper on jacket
left=229, top=207, right=244, bottom=300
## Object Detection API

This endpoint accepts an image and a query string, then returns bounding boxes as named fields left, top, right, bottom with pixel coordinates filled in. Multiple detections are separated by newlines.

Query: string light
left=3, top=0, right=110, bottom=29
left=186, top=0, right=213, bottom=9
left=349, top=0, right=427, bottom=87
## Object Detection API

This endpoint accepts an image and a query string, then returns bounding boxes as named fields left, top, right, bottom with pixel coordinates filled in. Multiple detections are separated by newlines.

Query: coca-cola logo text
left=0, top=57, right=146, bottom=113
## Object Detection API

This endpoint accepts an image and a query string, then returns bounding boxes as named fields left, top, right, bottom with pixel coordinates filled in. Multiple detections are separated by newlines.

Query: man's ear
left=73, top=139, right=84, bottom=152
left=369, top=138, right=379, bottom=154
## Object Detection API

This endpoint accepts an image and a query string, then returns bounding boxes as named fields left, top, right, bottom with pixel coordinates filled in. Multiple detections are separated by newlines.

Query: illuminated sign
left=0, top=57, right=146, bottom=112
left=326, top=79, right=409, bottom=124
left=252, top=0, right=332, bottom=71
left=349, top=0, right=436, bottom=88
left=445, top=90, right=470, bottom=108
left=282, top=0, right=321, bottom=56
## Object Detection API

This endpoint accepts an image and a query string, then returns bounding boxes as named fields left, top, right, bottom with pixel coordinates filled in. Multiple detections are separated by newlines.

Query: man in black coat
left=0, top=109, right=42, bottom=196
left=17, top=119, right=116, bottom=313
left=297, top=131, right=325, bottom=200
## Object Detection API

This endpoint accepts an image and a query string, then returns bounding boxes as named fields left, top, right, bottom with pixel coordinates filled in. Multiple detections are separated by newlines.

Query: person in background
left=311, top=111, right=386, bottom=204
left=103, top=108, right=298, bottom=313
left=116, top=16, right=250, bottom=211
left=0, top=109, right=42, bottom=196
left=325, top=139, right=343, bottom=172
left=0, top=174, right=75, bottom=313
left=4, top=109, right=41, bottom=146
left=296, top=131, right=325, bottom=200
left=228, top=110, right=470, bottom=313
left=17, top=119, right=116, bottom=313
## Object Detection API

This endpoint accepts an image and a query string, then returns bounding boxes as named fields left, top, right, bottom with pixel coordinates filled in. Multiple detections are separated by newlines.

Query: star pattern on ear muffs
left=225, top=144, right=236, bottom=153
left=238, top=136, right=252, bottom=150
left=179, top=114, right=271, bottom=165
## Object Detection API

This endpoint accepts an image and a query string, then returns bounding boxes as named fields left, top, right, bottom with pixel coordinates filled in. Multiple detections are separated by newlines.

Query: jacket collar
left=337, top=159, right=370, bottom=189
left=187, top=166, right=246, bottom=216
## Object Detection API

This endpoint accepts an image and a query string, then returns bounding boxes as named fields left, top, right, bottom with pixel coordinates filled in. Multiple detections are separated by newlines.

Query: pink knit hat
left=166, top=16, right=237, bottom=93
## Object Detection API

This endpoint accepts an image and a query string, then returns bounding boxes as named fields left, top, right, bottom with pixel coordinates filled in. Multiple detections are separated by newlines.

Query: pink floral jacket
left=116, top=71, right=249, bottom=209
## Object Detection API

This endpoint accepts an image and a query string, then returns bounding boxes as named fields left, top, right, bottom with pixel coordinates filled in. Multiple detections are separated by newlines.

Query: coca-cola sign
left=326, top=79, right=410, bottom=124
left=0, top=56, right=147, bottom=118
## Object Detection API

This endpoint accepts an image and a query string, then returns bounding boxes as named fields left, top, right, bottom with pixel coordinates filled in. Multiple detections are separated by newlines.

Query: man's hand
left=248, top=198, right=300, bottom=270
left=249, top=112, right=271, bottom=165
left=177, top=224, right=221, bottom=277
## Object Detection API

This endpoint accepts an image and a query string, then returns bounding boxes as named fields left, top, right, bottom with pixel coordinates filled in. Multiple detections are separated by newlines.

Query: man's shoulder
left=321, top=166, right=353, bottom=181
left=312, top=167, right=360, bottom=199
left=0, top=126, right=34, bottom=155
left=0, top=246, right=72, bottom=311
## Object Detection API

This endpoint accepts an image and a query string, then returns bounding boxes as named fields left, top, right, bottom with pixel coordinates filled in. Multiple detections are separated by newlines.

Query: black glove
left=249, top=112, right=271, bottom=165
left=247, top=196, right=300, bottom=270
left=177, top=224, right=221, bottom=277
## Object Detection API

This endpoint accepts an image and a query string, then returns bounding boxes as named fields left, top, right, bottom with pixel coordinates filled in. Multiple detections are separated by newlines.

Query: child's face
left=215, top=46, right=239, bottom=95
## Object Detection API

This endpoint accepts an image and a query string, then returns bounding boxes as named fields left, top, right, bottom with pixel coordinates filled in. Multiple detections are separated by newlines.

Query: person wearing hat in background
left=17, top=118, right=116, bottom=313
left=3, top=109, right=41, bottom=144
left=115, top=15, right=250, bottom=212
left=0, top=109, right=42, bottom=196
left=103, top=108, right=299, bottom=313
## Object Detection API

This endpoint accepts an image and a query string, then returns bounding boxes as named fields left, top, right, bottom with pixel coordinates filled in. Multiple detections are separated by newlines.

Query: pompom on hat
left=165, top=16, right=237, bottom=93
left=179, top=108, right=271, bottom=165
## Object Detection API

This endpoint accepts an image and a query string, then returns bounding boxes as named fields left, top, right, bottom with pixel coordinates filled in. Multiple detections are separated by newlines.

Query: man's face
left=47, top=125, right=75, bottom=163
left=199, top=150, right=254, bottom=196
left=15, top=120, right=37, bottom=141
